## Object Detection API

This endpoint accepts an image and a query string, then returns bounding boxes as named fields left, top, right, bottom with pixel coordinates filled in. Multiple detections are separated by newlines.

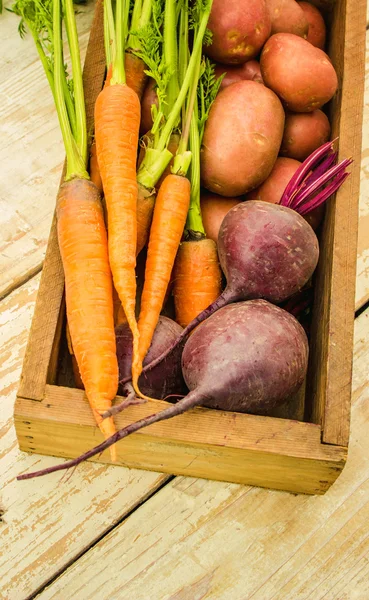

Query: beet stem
left=280, top=141, right=335, bottom=204
left=17, top=389, right=208, bottom=480
left=101, top=393, right=147, bottom=419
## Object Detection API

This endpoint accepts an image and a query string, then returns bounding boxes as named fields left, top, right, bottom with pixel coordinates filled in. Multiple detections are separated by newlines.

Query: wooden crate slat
left=308, top=0, right=366, bottom=446
left=15, top=385, right=347, bottom=495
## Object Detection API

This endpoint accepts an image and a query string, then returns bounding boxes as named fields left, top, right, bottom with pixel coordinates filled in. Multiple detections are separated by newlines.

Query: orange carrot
left=57, top=179, right=118, bottom=452
left=136, top=133, right=181, bottom=254
left=137, top=184, right=156, bottom=255
left=132, top=173, right=191, bottom=392
left=105, top=53, right=146, bottom=98
left=125, top=52, right=147, bottom=100
left=173, top=238, right=222, bottom=328
left=95, top=83, right=141, bottom=380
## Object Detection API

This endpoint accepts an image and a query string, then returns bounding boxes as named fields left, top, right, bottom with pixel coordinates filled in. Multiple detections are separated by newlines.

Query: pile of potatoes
left=199, top=0, right=336, bottom=233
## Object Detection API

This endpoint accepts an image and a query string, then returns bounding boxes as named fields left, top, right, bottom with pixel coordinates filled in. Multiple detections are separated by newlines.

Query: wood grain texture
left=0, top=1, right=95, bottom=300
left=35, top=308, right=369, bottom=600
left=0, top=276, right=169, bottom=600
left=15, top=383, right=346, bottom=495
left=356, top=27, right=369, bottom=311
left=307, top=0, right=366, bottom=448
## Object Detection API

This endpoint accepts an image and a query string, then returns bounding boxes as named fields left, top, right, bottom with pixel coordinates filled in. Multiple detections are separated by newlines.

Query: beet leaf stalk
left=279, top=140, right=353, bottom=215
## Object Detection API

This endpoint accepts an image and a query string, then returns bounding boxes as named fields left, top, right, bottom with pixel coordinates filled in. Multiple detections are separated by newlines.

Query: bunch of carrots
left=13, top=0, right=223, bottom=458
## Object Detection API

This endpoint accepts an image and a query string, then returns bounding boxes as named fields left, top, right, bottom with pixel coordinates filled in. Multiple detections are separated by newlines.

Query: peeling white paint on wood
left=0, top=277, right=168, bottom=600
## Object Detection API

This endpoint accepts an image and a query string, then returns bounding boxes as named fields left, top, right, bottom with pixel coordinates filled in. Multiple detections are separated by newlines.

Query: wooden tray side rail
left=14, top=0, right=366, bottom=495
left=306, top=0, right=366, bottom=447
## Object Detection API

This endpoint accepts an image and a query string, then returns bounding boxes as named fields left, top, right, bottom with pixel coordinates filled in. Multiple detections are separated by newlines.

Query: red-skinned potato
left=204, top=0, right=271, bottom=65
left=214, top=61, right=263, bottom=89
left=200, top=192, right=242, bottom=242
left=140, top=78, right=158, bottom=136
left=201, top=80, right=285, bottom=197
left=280, top=109, right=331, bottom=160
left=299, top=1, right=326, bottom=49
left=260, top=33, right=338, bottom=112
left=246, top=157, right=301, bottom=204
left=266, top=0, right=309, bottom=38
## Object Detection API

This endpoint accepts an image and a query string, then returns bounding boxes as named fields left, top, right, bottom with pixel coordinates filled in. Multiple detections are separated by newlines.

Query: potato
left=280, top=109, right=331, bottom=160
left=260, top=33, right=338, bottom=111
left=246, top=157, right=301, bottom=204
left=214, top=61, right=263, bottom=90
left=204, top=0, right=271, bottom=65
left=200, top=192, right=242, bottom=242
left=299, top=2, right=326, bottom=49
left=201, top=80, right=285, bottom=197
left=266, top=0, right=309, bottom=38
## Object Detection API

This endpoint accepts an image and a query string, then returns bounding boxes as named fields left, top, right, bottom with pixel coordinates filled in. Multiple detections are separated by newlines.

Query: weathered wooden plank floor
left=0, top=2, right=368, bottom=599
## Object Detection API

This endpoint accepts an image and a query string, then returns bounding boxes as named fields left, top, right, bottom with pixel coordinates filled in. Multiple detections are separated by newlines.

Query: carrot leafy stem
left=11, top=0, right=88, bottom=180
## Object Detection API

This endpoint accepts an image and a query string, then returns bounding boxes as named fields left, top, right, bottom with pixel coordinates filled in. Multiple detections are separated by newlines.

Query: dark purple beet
left=182, top=300, right=308, bottom=414
left=17, top=300, right=308, bottom=479
left=116, top=316, right=186, bottom=399
left=218, top=201, right=319, bottom=303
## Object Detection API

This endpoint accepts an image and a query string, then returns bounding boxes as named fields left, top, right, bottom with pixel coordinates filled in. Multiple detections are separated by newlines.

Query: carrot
left=58, top=180, right=118, bottom=444
left=173, top=238, right=222, bottom=327
left=96, top=0, right=142, bottom=382
left=125, top=52, right=147, bottom=100
left=133, top=173, right=191, bottom=390
left=137, top=184, right=156, bottom=255
left=173, top=57, right=223, bottom=327
left=104, top=54, right=146, bottom=99
left=95, top=82, right=140, bottom=345
left=136, top=133, right=180, bottom=255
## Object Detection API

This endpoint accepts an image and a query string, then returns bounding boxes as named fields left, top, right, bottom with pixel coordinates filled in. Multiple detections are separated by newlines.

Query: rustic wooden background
left=0, top=1, right=368, bottom=598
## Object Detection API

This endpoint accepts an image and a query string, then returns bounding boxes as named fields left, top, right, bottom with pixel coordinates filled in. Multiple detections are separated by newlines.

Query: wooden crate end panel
left=14, top=408, right=346, bottom=496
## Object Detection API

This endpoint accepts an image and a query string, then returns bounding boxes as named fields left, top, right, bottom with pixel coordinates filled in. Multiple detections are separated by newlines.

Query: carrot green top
left=134, top=0, right=214, bottom=190
left=185, top=58, right=223, bottom=235
left=11, top=0, right=88, bottom=181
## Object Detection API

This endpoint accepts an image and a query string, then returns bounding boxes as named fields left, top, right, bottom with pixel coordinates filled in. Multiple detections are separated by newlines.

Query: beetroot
left=18, top=301, right=308, bottom=479
left=116, top=316, right=186, bottom=399
left=182, top=300, right=308, bottom=414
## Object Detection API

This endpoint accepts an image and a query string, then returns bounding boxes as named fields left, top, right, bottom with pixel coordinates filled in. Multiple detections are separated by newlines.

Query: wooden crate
left=14, top=0, right=366, bottom=495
